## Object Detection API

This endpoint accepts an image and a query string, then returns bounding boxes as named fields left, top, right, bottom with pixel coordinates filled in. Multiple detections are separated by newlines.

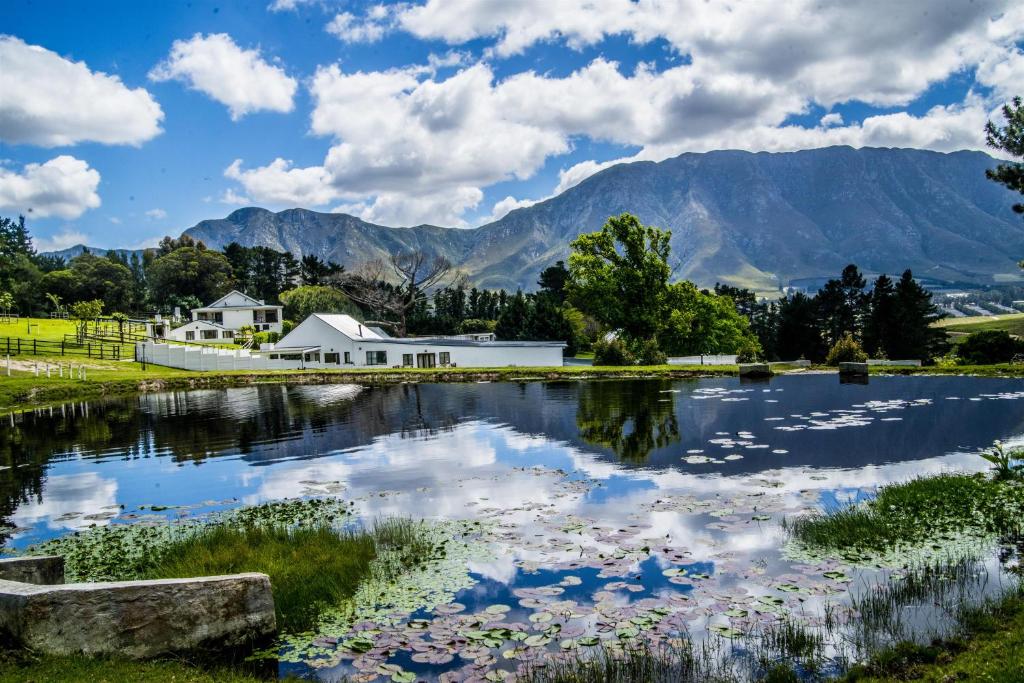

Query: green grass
left=935, top=312, right=1024, bottom=337
left=142, top=523, right=378, bottom=632
left=0, top=316, right=77, bottom=342
left=785, top=473, right=1024, bottom=555
left=0, top=651, right=277, bottom=683
left=843, top=585, right=1024, bottom=682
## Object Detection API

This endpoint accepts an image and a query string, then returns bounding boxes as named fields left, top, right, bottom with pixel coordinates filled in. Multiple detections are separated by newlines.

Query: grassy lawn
left=935, top=312, right=1024, bottom=336
left=0, top=316, right=77, bottom=342
left=0, top=652, right=274, bottom=683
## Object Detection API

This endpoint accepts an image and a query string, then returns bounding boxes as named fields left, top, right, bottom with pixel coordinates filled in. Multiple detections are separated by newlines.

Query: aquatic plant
left=977, top=440, right=1024, bottom=481
left=518, top=639, right=735, bottom=683
left=784, top=474, right=1024, bottom=558
left=142, top=523, right=378, bottom=632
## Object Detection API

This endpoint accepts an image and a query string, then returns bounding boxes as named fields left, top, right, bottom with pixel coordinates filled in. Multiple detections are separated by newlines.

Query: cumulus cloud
left=149, top=33, right=297, bottom=119
left=0, top=36, right=163, bottom=147
left=32, top=229, right=90, bottom=253
left=0, top=155, right=100, bottom=219
left=326, top=11, right=389, bottom=43
left=484, top=195, right=538, bottom=223
left=222, top=1, right=1024, bottom=226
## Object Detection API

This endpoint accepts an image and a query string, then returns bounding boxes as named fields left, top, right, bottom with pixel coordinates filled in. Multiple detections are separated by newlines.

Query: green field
left=935, top=312, right=1024, bottom=337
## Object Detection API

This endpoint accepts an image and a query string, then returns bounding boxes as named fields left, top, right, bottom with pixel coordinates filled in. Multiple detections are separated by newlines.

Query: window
left=439, top=352, right=451, bottom=366
left=222, top=331, right=234, bottom=339
left=402, top=354, right=413, bottom=367
left=324, top=352, right=340, bottom=364
left=344, top=352, right=351, bottom=364
left=265, top=310, right=278, bottom=323
left=214, top=312, right=223, bottom=324
left=201, top=330, right=218, bottom=340
left=366, top=350, right=387, bottom=365
left=185, top=331, right=195, bottom=341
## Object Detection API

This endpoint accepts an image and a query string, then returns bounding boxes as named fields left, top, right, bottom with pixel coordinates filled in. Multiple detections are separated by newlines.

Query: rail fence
left=0, top=336, right=122, bottom=359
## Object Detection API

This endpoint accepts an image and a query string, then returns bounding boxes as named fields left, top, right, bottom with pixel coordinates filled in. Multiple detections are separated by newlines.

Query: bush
left=736, top=340, right=762, bottom=363
left=634, top=338, right=667, bottom=365
left=253, top=331, right=281, bottom=346
left=825, top=334, right=867, bottom=365
left=593, top=337, right=635, bottom=366
left=458, top=318, right=496, bottom=334
left=281, top=319, right=295, bottom=334
left=957, top=330, right=1024, bottom=365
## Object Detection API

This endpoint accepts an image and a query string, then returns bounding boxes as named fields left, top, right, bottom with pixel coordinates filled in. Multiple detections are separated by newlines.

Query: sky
left=1, top=0, right=1023, bottom=252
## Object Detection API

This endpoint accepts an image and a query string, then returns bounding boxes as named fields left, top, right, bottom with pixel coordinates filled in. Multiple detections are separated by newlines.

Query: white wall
left=138, top=338, right=564, bottom=372
left=167, top=321, right=234, bottom=344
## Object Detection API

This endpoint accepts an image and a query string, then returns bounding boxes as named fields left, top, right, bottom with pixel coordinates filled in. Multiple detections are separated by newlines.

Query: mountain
left=174, top=147, right=1024, bottom=291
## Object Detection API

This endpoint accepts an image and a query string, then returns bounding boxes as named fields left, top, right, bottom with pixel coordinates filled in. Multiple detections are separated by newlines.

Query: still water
left=2, top=374, right=1023, bottom=679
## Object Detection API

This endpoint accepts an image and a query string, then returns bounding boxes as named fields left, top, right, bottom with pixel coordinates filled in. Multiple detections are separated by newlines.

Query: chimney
left=357, top=324, right=363, bottom=337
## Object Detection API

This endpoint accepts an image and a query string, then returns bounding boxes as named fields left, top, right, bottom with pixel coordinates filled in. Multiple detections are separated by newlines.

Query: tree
left=279, top=285, right=360, bottom=322
left=888, top=270, right=947, bottom=362
left=0, top=216, right=34, bottom=257
left=659, top=282, right=759, bottom=356
left=985, top=96, right=1024, bottom=218
left=495, top=290, right=530, bottom=340
left=299, top=254, right=343, bottom=285
left=816, top=264, right=867, bottom=346
left=146, top=245, right=232, bottom=307
left=537, top=261, right=569, bottom=304
left=567, top=213, right=671, bottom=345
left=863, top=274, right=897, bottom=357
left=776, top=292, right=826, bottom=361
left=339, top=250, right=454, bottom=336
left=41, top=253, right=134, bottom=312
left=70, top=299, right=104, bottom=340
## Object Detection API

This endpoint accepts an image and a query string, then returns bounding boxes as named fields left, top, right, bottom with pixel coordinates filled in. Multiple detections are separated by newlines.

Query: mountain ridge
left=47, top=146, right=1024, bottom=291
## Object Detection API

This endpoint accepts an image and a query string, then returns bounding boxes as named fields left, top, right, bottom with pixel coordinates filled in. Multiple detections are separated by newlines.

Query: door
left=416, top=353, right=436, bottom=368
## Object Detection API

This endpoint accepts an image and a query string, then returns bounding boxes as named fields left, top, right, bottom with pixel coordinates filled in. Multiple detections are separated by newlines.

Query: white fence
left=667, top=354, right=737, bottom=365
left=138, top=341, right=308, bottom=372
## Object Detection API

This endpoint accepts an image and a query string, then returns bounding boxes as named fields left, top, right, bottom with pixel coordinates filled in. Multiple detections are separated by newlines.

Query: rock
left=838, top=362, right=870, bottom=375
left=0, top=573, right=276, bottom=659
left=0, top=556, right=64, bottom=585
left=738, top=363, right=772, bottom=377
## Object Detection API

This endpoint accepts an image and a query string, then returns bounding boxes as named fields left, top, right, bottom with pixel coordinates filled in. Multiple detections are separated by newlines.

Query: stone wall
left=0, top=572, right=275, bottom=659
left=0, top=555, right=64, bottom=585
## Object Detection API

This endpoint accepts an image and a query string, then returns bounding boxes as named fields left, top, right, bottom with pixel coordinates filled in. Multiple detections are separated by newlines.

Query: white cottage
left=165, top=319, right=236, bottom=344
left=191, top=290, right=283, bottom=334
left=268, top=314, right=565, bottom=368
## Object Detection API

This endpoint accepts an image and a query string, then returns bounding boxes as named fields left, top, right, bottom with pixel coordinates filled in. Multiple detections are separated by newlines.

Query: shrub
left=634, top=338, right=667, bottom=365
left=592, top=337, right=635, bottom=366
left=736, top=340, right=762, bottom=363
left=253, top=331, right=281, bottom=346
left=957, top=330, right=1024, bottom=365
left=458, top=318, right=496, bottom=334
left=978, top=440, right=1024, bottom=481
left=825, top=334, right=867, bottom=365
left=281, top=319, right=295, bottom=334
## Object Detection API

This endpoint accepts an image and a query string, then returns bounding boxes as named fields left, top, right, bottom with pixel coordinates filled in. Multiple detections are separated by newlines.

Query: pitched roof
left=201, top=290, right=266, bottom=309
left=314, top=314, right=384, bottom=340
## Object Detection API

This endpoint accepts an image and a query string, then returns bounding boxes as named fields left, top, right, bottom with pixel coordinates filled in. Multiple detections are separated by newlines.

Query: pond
left=2, top=374, right=1024, bottom=680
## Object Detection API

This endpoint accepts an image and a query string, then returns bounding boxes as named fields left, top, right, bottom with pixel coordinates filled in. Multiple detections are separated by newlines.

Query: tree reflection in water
left=575, top=380, right=680, bottom=461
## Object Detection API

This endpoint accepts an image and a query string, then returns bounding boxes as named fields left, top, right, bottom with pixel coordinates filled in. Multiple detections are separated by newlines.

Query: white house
left=191, top=291, right=283, bottom=334
left=266, top=314, right=565, bottom=368
left=165, top=320, right=236, bottom=344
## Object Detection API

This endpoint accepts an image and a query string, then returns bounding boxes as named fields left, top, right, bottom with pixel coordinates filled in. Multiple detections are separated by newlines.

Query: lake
left=2, top=374, right=1023, bottom=680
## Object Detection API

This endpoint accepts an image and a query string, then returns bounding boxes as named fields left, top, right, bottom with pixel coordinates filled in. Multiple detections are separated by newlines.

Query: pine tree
left=889, top=270, right=947, bottom=362
left=863, top=274, right=897, bottom=357
left=495, top=290, right=530, bottom=340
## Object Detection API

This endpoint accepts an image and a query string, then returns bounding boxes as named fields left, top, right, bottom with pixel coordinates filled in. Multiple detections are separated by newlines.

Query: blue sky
left=1, top=0, right=1022, bottom=251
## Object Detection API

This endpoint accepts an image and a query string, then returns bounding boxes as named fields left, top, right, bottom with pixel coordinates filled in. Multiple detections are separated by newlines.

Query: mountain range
left=50, top=146, right=1024, bottom=292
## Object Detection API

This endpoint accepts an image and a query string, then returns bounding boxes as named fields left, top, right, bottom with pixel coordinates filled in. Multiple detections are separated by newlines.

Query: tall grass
left=519, top=640, right=735, bottom=683
left=142, top=517, right=431, bottom=633
left=784, top=473, right=1024, bottom=553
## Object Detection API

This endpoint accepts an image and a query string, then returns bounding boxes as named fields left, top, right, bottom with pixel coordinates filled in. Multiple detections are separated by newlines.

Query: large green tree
left=985, top=95, right=1024, bottom=218
left=567, top=213, right=671, bottom=345
left=42, top=253, right=133, bottom=312
left=279, top=285, right=360, bottom=322
left=146, top=245, right=232, bottom=307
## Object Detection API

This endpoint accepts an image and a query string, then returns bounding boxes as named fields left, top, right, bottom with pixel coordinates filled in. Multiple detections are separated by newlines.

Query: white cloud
left=220, top=188, right=251, bottom=205
left=0, top=35, right=163, bottom=147
left=223, top=1, right=1024, bottom=226
left=819, top=112, right=843, bottom=128
left=149, top=33, right=297, bottom=119
left=0, top=155, right=100, bottom=219
left=145, top=208, right=167, bottom=220
left=32, top=229, right=90, bottom=253
left=326, top=11, right=389, bottom=43
left=484, top=194, right=538, bottom=223
left=267, top=0, right=317, bottom=10
left=224, top=158, right=335, bottom=206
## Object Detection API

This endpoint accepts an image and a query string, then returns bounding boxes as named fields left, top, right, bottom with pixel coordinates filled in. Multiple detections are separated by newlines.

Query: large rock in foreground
left=0, top=572, right=275, bottom=659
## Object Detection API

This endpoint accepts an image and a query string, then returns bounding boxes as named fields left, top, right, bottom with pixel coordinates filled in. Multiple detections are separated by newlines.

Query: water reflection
left=1, top=375, right=1023, bottom=548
